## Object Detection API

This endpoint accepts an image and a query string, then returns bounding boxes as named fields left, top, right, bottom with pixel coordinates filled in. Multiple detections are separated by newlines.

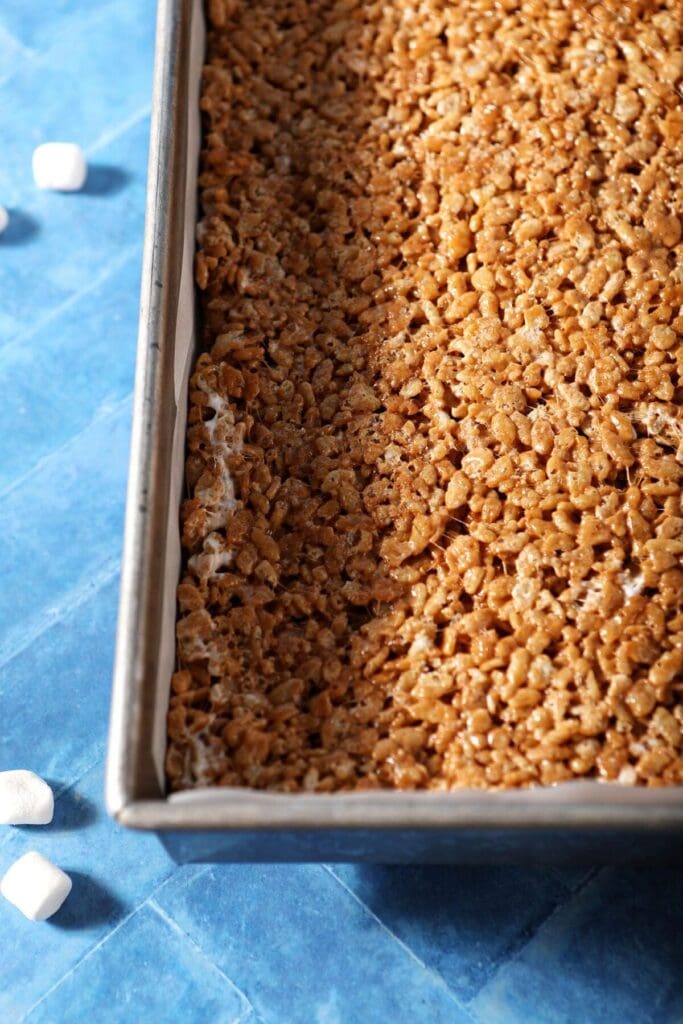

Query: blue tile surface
left=0, top=24, right=32, bottom=86
left=0, top=250, right=140, bottom=490
left=0, top=2, right=681, bottom=1023
left=24, top=904, right=252, bottom=1024
left=471, top=868, right=683, bottom=1024
left=0, top=763, right=174, bottom=1022
left=327, top=864, right=584, bottom=1004
left=154, top=864, right=472, bottom=1024
left=0, top=579, right=119, bottom=785
left=0, top=399, right=130, bottom=666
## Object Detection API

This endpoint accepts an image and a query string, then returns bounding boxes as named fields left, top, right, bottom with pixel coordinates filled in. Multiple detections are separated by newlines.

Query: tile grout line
left=0, top=555, right=121, bottom=673
left=152, top=862, right=214, bottom=900
left=0, top=243, right=140, bottom=364
left=234, top=1011, right=261, bottom=1024
left=232, top=1012, right=258, bottom=1024
left=0, top=0, right=154, bottom=104
left=454, top=869, right=603, bottom=1007
left=18, top=868, right=183, bottom=1024
left=149, top=898, right=259, bottom=1021
left=19, top=903, right=144, bottom=1022
left=0, top=22, right=37, bottom=60
left=50, top=748, right=108, bottom=805
left=2, top=6, right=157, bottom=1023
left=17, top=845, right=186, bottom=1021
left=0, top=744, right=111, bottom=858
left=0, top=389, right=133, bottom=504
left=468, top=865, right=605, bottom=1011
left=322, top=865, right=480, bottom=1023
left=85, top=102, right=152, bottom=158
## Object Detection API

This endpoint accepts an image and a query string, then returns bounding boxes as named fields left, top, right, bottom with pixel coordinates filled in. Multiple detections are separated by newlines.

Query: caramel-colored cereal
left=167, top=0, right=683, bottom=793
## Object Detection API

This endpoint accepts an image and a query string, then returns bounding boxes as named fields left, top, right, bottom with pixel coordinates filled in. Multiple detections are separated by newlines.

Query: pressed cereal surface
left=169, top=0, right=683, bottom=792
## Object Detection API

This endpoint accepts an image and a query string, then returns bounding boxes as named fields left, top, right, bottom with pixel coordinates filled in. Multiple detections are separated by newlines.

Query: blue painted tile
left=471, top=867, right=683, bottom=1024
left=328, top=864, right=575, bottom=1005
left=0, top=2, right=154, bottom=201
left=155, top=864, right=474, bottom=1024
left=542, top=865, right=597, bottom=892
left=0, top=399, right=129, bottom=663
left=23, top=903, right=249, bottom=1024
left=0, top=24, right=33, bottom=85
left=0, top=1, right=120, bottom=52
left=0, top=761, right=174, bottom=898
left=0, top=576, right=118, bottom=785
left=0, top=112, right=148, bottom=344
left=0, top=250, right=140, bottom=490
left=40, top=770, right=170, bottom=895
left=35, top=2, right=155, bottom=113
left=0, top=762, right=175, bottom=1022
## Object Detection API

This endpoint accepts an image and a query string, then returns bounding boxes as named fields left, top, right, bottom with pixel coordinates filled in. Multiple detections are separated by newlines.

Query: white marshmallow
left=32, top=142, right=87, bottom=192
left=0, top=770, right=54, bottom=825
left=1, top=852, right=72, bottom=921
left=0, top=206, right=8, bottom=234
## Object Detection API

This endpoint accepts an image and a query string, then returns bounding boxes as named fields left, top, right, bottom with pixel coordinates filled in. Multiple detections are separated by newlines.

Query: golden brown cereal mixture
left=167, top=0, right=683, bottom=793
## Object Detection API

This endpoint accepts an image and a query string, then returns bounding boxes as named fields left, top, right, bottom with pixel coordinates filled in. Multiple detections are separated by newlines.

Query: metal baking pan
left=106, top=0, right=683, bottom=862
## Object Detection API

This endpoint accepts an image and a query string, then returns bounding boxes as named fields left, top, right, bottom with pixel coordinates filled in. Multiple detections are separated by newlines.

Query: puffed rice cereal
left=167, top=0, right=683, bottom=793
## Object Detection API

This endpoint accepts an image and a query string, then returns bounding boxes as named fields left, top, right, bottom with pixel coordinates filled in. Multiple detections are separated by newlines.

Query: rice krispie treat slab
left=168, top=0, right=683, bottom=793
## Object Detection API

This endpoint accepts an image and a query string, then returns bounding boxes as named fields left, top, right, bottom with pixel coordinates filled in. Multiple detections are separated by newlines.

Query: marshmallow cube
left=0, top=206, right=8, bottom=234
left=32, top=142, right=87, bottom=192
left=0, top=770, right=54, bottom=825
left=1, top=852, right=72, bottom=921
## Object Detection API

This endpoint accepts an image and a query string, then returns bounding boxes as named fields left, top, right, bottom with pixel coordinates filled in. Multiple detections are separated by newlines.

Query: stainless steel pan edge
left=106, top=0, right=683, bottom=860
left=107, top=0, right=191, bottom=814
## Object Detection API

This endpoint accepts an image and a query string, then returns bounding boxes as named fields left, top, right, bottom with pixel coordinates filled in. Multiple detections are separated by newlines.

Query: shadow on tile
left=0, top=210, right=39, bottom=246
left=50, top=871, right=127, bottom=930
left=40, top=780, right=98, bottom=832
left=330, top=862, right=585, bottom=1002
left=469, top=866, right=683, bottom=1023
left=346, top=863, right=577, bottom=922
left=82, top=164, right=131, bottom=196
